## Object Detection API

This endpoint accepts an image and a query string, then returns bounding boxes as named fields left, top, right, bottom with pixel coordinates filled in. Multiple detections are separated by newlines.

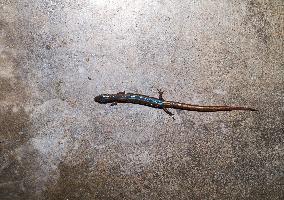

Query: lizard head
left=94, top=94, right=112, bottom=104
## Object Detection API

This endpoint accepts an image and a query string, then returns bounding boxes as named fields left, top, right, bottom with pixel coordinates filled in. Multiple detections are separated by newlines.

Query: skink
left=94, top=90, right=256, bottom=116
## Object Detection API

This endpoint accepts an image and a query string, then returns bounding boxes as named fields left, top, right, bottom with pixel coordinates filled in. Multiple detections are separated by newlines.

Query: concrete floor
left=0, top=0, right=283, bottom=199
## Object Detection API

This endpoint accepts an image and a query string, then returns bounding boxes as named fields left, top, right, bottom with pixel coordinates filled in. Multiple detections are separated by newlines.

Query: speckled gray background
left=0, top=0, right=283, bottom=199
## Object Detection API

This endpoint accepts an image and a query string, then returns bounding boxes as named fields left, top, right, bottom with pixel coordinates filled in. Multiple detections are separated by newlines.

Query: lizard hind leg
left=157, top=89, right=164, bottom=100
left=163, top=108, right=175, bottom=120
left=163, top=107, right=174, bottom=116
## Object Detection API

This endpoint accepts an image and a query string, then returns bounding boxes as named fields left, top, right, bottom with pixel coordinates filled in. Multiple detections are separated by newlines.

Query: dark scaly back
left=95, top=93, right=164, bottom=108
left=121, top=93, right=164, bottom=108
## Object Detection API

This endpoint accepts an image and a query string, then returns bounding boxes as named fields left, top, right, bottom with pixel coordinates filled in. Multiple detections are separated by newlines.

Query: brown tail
left=164, top=101, right=257, bottom=112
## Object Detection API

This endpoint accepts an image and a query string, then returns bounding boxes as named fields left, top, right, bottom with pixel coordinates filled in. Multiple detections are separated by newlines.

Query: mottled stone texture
left=0, top=0, right=283, bottom=199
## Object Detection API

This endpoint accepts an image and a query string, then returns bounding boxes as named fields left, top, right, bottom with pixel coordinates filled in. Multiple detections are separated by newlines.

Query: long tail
left=163, top=101, right=257, bottom=112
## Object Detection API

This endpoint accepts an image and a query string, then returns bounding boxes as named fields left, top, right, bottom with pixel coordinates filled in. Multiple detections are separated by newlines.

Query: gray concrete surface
left=0, top=0, right=283, bottom=199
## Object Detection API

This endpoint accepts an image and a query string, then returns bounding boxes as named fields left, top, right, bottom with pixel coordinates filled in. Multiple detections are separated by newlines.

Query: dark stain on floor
left=0, top=81, right=32, bottom=199
left=0, top=8, right=35, bottom=200
left=244, top=0, right=272, bottom=45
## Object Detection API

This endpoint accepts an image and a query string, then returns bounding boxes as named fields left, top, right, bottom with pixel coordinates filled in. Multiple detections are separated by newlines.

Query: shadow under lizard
left=94, top=90, right=257, bottom=116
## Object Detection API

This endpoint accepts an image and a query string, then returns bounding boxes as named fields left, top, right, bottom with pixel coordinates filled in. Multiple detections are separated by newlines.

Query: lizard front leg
left=110, top=102, right=117, bottom=106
